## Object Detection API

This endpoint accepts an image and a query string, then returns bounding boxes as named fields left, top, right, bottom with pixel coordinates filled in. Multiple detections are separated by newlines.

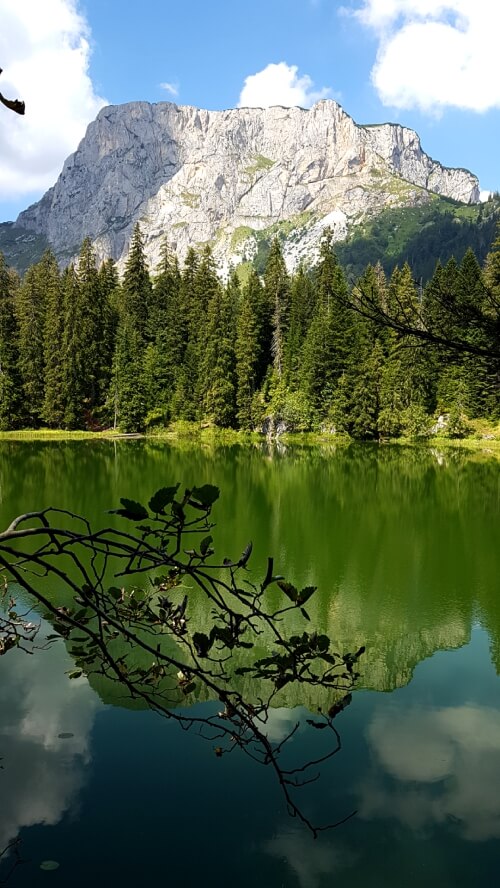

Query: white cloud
left=264, top=828, right=354, bottom=888
left=359, top=705, right=500, bottom=841
left=351, top=1, right=500, bottom=113
left=480, top=189, right=493, bottom=203
left=0, top=626, right=101, bottom=850
left=238, top=62, right=331, bottom=109
left=0, top=0, right=106, bottom=199
left=159, top=81, right=179, bottom=98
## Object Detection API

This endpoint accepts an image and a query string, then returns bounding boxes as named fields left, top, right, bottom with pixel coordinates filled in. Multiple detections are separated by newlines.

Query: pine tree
left=285, top=265, right=314, bottom=384
left=169, top=247, right=200, bottom=419
left=378, top=264, right=435, bottom=433
left=77, top=238, right=110, bottom=413
left=349, top=339, right=385, bottom=438
left=200, top=280, right=236, bottom=427
left=98, top=257, right=120, bottom=400
left=41, top=251, right=65, bottom=427
left=122, top=224, right=152, bottom=339
left=110, top=318, right=147, bottom=432
left=455, top=248, right=497, bottom=416
left=61, top=265, right=85, bottom=428
left=298, top=231, right=352, bottom=417
left=15, top=260, right=47, bottom=425
left=145, top=240, right=183, bottom=419
left=264, top=238, right=289, bottom=379
left=235, top=272, right=263, bottom=429
left=0, top=254, right=22, bottom=429
left=60, top=240, right=113, bottom=428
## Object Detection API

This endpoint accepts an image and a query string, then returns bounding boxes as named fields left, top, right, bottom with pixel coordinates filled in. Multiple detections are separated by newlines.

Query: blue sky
left=0, top=0, right=498, bottom=222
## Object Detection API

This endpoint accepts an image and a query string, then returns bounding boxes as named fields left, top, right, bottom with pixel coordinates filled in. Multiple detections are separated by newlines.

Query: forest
left=0, top=221, right=499, bottom=438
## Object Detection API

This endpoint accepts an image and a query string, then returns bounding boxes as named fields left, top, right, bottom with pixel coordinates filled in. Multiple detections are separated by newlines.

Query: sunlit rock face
left=16, top=99, right=480, bottom=273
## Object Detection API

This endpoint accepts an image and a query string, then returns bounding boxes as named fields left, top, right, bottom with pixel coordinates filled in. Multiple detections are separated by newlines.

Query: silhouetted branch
left=0, top=68, right=25, bottom=115
left=0, top=485, right=364, bottom=837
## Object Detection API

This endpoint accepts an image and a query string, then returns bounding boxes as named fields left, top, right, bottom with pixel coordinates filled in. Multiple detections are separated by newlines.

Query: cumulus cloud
left=264, top=828, right=354, bottom=888
left=359, top=704, right=500, bottom=841
left=238, top=62, right=330, bottom=109
left=159, top=81, right=179, bottom=98
left=351, top=0, right=500, bottom=114
left=0, top=0, right=106, bottom=199
left=0, top=626, right=101, bottom=851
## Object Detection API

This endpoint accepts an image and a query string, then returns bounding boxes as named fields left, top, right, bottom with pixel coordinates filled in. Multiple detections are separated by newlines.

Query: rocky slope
left=15, top=99, right=480, bottom=273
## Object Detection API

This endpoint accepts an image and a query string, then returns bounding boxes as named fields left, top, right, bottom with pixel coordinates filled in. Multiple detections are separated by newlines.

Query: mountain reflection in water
left=0, top=440, right=499, bottom=887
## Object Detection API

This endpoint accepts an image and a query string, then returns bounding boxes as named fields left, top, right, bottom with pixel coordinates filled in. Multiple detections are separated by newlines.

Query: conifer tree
left=378, top=264, right=435, bottom=433
left=201, top=280, right=236, bottom=427
left=235, top=271, right=264, bottom=429
left=61, top=265, right=85, bottom=429
left=15, top=260, right=47, bottom=425
left=122, top=224, right=151, bottom=339
left=41, top=251, right=65, bottom=427
left=349, top=339, right=385, bottom=438
left=169, top=247, right=200, bottom=419
left=298, top=231, right=352, bottom=417
left=285, top=265, right=315, bottom=384
left=144, top=240, right=183, bottom=419
left=77, top=238, right=111, bottom=414
left=264, top=238, right=289, bottom=379
left=110, top=317, right=147, bottom=432
left=0, top=254, right=22, bottom=429
left=98, top=257, right=120, bottom=396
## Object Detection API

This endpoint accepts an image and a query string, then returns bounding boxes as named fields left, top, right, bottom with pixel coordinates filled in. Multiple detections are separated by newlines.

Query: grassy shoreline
left=1, top=421, right=500, bottom=457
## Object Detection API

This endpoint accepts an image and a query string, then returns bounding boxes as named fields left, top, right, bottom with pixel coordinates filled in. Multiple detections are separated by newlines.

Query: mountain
left=8, top=99, right=482, bottom=274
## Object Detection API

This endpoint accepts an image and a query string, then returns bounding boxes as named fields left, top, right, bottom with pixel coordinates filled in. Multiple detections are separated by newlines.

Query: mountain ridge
left=11, top=98, right=479, bottom=274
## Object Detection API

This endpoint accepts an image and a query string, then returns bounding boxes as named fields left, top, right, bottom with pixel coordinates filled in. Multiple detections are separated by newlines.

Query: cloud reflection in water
left=0, top=631, right=102, bottom=851
left=360, top=705, right=500, bottom=841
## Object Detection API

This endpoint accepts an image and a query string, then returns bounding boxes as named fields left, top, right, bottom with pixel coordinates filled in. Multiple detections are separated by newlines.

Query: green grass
left=0, top=429, right=137, bottom=440
left=335, top=194, right=500, bottom=282
left=234, top=261, right=254, bottom=285
left=230, top=226, right=255, bottom=251
left=180, top=191, right=200, bottom=209
left=243, top=154, right=275, bottom=177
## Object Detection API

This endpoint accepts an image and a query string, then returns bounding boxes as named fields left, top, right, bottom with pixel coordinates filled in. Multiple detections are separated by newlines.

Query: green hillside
left=335, top=195, right=500, bottom=282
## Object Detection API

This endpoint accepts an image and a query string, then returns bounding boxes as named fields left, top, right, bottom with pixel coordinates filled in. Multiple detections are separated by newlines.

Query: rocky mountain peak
left=16, top=98, right=480, bottom=273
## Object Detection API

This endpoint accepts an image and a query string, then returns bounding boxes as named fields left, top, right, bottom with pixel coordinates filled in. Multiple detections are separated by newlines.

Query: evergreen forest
left=1, top=222, right=500, bottom=438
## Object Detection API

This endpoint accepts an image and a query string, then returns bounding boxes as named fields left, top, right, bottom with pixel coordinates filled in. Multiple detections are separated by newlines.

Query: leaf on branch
left=171, top=501, right=185, bottom=522
left=262, top=557, right=274, bottom=591
left=200, top=535, right=213, bottom=556
left=327, top=693, right=352, bottom=720
left=148, top=485, right=179, bottom=514
left=315, top=634, right=330, bottom=653
left=67, top=670, right=83, bottom=680
left=277, top=581, right=298, bottom=603
left=110, top=499, right=149, bottom=521
left=192, top=632, right=213, bottom=657
left=297, top=586, right=316, bottom=606
left=190, top=484, right=220, bottom=507
left=238, top=541, right=253, bottom=567
left=306, top=718, right=328, bottom=730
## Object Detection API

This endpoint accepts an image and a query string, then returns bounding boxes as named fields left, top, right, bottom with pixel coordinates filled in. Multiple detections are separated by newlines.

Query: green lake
left=1, top=440, right=499, bottom=887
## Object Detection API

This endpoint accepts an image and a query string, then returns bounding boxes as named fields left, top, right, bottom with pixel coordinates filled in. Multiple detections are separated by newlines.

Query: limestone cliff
left=16, top=99, right=480, bottom=272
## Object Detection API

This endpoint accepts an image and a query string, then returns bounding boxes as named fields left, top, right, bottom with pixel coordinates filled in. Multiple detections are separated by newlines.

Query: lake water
left=1, top=440, right=499, bottom=887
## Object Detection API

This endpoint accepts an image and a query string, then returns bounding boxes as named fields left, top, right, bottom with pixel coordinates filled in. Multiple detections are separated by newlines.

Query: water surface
left=0, top=440, right=499, bottom=887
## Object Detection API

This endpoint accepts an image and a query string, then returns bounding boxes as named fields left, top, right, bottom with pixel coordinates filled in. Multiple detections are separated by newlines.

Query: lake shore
left=1, top=420, right=500, bottom=457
